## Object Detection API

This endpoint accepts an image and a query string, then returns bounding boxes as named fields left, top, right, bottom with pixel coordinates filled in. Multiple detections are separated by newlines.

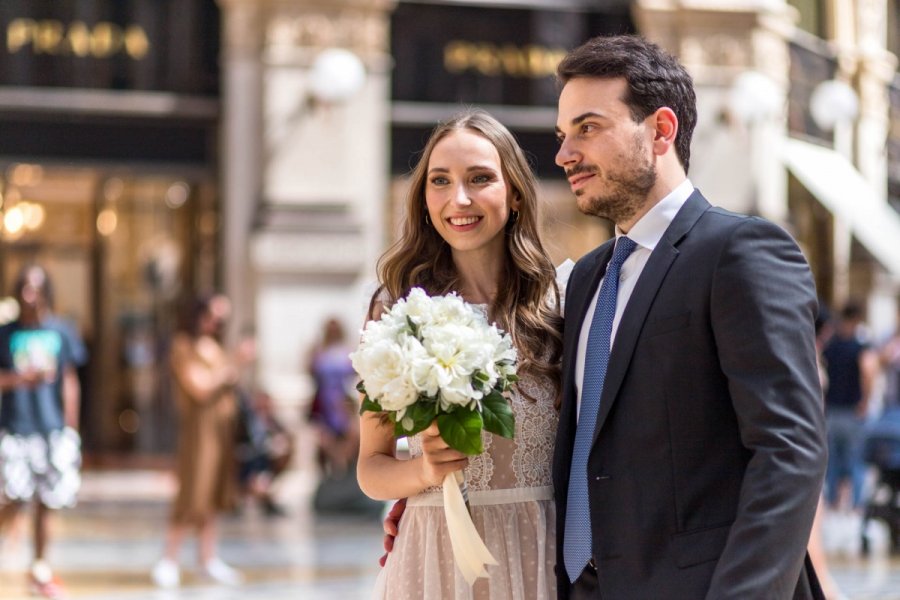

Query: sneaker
left=151, top=558, right=180, bottom=588
left=202, top=557, right=244, bottom=586
left=28, top=562, right=66, bottom=599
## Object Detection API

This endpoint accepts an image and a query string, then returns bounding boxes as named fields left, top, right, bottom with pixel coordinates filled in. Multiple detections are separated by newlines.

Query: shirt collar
left=615, top=178, right=694, bottom=251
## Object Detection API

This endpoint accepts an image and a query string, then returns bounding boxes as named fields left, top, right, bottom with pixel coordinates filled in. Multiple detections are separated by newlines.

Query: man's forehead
left=557, top=77, right=628, bottom=119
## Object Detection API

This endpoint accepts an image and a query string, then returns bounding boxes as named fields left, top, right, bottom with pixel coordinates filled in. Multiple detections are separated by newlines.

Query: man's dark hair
left=557, top=34, right=698, bottom=173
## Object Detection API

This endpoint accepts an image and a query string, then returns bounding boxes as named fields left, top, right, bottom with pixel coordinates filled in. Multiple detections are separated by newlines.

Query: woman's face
left=424, top=129, right=518, bottom=259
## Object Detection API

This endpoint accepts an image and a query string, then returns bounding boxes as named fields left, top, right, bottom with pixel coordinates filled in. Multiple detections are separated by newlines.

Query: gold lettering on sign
left=443, top=41, right=566, bottom=78
left=6, top=18, right=150, bottom=60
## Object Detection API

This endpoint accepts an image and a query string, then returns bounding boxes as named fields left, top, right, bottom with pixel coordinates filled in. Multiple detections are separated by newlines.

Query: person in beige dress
left=151, top=293, right=244, bottom=588
left=357, top=109, right=565, bottom=599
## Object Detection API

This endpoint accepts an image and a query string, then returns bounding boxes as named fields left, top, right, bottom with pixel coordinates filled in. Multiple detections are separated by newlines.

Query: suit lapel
left=591, top=191, right=711, bottom=443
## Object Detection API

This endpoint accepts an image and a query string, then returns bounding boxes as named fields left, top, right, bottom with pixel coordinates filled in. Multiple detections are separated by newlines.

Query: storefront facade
left=0, top=0, right=221, bottom=459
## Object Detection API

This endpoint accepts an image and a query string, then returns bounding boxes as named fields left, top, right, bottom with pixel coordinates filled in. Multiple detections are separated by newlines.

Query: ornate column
left=217, top=0, right=266, bottom=340
left=250, top=0, right=396, bottom=406
left=634, top=0, right=795, bottom=225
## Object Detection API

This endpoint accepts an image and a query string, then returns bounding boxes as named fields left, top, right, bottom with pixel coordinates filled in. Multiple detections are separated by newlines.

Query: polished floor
left=0, top=470, right=898, bottom=599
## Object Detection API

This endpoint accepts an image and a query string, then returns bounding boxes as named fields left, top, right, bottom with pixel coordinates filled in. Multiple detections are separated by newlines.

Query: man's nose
left=555, top=138, right=578, bottom=168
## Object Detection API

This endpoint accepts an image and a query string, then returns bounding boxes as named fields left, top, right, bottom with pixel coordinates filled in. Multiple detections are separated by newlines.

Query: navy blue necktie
left=564, top=236, right=638, bottom=583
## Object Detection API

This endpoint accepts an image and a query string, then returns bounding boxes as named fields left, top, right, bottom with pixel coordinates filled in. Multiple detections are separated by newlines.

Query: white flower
left=352, top=288, right=518, bottom=419
left=401, top=288, right=436, bottom=327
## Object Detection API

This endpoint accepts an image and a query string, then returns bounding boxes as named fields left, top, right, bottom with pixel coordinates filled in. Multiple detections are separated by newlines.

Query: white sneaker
left=151, top=558, right=180, bottom=589
left=202, top=557, right=243, bottom=586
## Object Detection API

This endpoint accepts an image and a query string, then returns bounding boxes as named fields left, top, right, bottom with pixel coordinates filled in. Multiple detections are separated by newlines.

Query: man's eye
left=555, top=135, right=565, bottom=145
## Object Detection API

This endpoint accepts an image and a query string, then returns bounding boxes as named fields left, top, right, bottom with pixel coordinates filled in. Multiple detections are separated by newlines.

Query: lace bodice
left=407, top=371, right=558, bottom=492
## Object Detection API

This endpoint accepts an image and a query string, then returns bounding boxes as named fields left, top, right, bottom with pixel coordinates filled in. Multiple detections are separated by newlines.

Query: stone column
left=250, top=0, right=395, bottom=407
left=634, top=0, right=795, bottom=226
left=217, top=0, right=266, bottom=340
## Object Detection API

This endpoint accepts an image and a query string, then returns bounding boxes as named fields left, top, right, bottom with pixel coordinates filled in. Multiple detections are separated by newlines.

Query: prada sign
left=391, top=2, right=632, bottom=107
left=0, top=0, right=219, bottom=95
left=7, top=18, right=150, bottom=60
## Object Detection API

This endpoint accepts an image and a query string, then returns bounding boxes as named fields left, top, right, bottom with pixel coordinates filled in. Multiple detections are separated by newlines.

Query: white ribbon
left=442, top=471, right=498, bottom=585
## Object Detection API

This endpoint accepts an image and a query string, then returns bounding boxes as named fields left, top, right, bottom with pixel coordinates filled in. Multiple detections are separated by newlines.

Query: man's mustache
left=565, top=165, right=598, bottom=178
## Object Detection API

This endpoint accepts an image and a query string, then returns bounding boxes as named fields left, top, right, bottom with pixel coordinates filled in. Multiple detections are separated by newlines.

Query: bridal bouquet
left=350, top=287, right=518, bottom=583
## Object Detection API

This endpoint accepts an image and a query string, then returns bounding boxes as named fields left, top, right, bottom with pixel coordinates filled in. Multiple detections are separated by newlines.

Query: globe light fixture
left=728, top=70, right=782, bottom=124
left=809, top=79, right=859, bottom=132
left=307, top=48, right=366, bottom=105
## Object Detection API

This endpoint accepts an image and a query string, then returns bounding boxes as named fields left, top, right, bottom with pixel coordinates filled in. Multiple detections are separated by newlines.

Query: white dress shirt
left=574, top=179, right=695, bottom=419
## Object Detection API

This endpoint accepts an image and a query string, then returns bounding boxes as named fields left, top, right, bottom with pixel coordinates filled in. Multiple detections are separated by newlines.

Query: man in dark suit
left=552, top=35, right=827, bottom=599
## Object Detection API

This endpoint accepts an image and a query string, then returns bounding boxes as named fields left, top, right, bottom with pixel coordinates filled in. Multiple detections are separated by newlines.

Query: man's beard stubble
left=573, top=136, right=657, bottom=226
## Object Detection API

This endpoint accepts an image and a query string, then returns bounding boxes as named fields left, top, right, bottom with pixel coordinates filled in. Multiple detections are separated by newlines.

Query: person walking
left=151, top=293, right=244, bottom=588
left=0, top=264, right=87, bottom=599
left=552, top=34, right=827, bottom=598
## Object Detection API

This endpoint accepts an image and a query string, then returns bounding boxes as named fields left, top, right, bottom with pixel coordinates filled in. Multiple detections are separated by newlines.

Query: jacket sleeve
left=705, top=217, right=827, bottom=599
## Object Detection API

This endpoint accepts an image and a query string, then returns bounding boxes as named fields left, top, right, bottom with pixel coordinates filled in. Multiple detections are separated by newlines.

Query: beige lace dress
left=374, top=371, right=559, bottom=599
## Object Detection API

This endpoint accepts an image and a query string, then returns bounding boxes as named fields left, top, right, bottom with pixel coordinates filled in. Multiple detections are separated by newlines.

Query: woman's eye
left=472, top=174, right=493, bottom=184
left=430, top=176, right=449, bottom=185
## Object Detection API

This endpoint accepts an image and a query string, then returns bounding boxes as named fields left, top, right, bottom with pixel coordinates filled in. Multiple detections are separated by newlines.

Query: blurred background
left=0, top=0, right=899, bottom=598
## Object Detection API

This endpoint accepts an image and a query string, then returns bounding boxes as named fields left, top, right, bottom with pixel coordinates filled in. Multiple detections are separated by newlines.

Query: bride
left=356, top=109, right=564, bottom=599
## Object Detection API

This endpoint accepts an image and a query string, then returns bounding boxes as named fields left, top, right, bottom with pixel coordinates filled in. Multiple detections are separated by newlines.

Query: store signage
left=443, top=41, right=567, bottom=79
left=6, top=18, right=150, bottom=60
left=391, top=2, right=631, bottom=107
left=0, top=0, right=218, bottom=95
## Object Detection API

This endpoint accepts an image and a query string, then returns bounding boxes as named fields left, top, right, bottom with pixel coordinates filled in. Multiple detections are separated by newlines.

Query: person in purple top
left=306, top=317, right=358, bottom=474
left=0, top=264, right=87, bottom=599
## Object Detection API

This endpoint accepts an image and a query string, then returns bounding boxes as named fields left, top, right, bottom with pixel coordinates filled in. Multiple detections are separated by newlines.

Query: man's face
left=555, top=77, right=657, bottom=226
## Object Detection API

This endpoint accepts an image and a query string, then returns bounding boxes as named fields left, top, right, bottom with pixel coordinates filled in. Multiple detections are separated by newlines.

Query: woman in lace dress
left=357, top=109, right=563, bottom=599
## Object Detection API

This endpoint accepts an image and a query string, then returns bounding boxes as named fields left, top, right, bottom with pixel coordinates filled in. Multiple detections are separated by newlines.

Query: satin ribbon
left=442, top=471, right=498, bottom=584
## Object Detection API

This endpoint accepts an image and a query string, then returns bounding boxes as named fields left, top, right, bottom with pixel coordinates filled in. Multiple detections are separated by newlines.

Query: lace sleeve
left=555, top=259, right=575, bottom=316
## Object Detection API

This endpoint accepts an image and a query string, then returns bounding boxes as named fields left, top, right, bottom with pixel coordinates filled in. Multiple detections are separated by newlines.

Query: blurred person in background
left=0, top=264, right=87, bottom=599
left=306, top=317, right=358, bottom=476
left=881, top=301, right=900, bottom=409
left=235, top=389, right=294, bottom=518
left=151, top=293, right=245, bottom=588
left=822, top=301, right=880, bottom=553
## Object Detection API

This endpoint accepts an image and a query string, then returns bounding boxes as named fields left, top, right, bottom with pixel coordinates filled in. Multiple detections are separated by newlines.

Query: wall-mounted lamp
left=727, top=71, right=782, bottom=125
left=268, top=47, right=367, bottom=157
left=809, top=79, right=859, bottom=132
left=307, top=48, right=366, bottom=106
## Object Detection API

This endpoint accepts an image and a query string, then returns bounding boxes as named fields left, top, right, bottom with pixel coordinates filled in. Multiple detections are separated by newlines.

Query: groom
left=553, top=35, right=826, bottom=599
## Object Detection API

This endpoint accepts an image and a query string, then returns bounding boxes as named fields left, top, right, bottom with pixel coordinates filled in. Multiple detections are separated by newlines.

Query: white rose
left=431, top=293, right=477, bottom=327
left=349, top=339, right=415, bottom=411
left=399, top=287, right=435, bottom=327
left=439, top=371, right=481, bottom=409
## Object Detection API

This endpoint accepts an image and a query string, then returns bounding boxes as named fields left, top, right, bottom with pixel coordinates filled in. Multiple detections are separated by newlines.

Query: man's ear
left=651, top=107, right=679, bottom=157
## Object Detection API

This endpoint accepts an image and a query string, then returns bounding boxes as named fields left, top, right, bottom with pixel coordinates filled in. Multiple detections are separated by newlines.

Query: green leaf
left=406, top=315, right=419, bottom=337
left=393, top=400, right=438, bottom=437
left=481, top=390, right=515, bottom=439
left=359, top=396, right=383, bottom=415
left=437, top=408, right=484, bottom=455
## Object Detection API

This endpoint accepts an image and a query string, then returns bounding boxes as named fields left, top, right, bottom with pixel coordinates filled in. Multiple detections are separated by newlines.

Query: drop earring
left=425, top=213, right=431, bottom=226
left=510, top=211, right=519, bottom=224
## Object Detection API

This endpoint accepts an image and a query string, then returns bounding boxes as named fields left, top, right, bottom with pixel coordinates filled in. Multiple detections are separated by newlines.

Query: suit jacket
left=552, top=191, right=827, bottom=599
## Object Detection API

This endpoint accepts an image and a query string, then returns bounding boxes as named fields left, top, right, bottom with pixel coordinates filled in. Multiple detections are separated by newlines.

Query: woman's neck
left=453, top=250, right=505, bottom=305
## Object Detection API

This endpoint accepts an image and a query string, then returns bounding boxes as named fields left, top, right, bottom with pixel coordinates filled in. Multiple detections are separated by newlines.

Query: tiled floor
left=0, top=470, right=898, bottom=599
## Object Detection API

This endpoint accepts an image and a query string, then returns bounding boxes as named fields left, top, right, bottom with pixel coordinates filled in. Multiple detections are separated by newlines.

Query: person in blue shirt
left=0, top=264, right=87, bottom=599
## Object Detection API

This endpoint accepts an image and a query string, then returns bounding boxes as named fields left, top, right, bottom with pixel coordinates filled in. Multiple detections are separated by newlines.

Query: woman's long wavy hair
left=371, top=109, right=563, bottom=400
